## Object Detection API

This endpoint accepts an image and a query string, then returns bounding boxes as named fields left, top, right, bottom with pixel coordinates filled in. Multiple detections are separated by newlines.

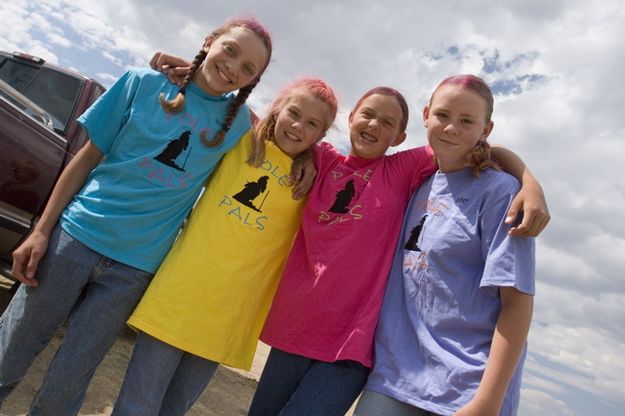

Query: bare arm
left=149, top=52, right=192, bottom=86
left=290, top=148, right=317, bottom=200
left=455, top=287, right=534, bottom=416
left=491, top=146, right=550, bottom=237
left=11, top=141, right=104, bottom=286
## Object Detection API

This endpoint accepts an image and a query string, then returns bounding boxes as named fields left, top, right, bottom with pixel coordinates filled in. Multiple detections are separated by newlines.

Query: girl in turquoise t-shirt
left=0, top=17, right=271, bottom=415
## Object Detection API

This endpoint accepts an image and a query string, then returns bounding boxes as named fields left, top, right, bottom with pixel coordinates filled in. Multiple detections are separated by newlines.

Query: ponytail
left=468, top=140, right=499, bottom=177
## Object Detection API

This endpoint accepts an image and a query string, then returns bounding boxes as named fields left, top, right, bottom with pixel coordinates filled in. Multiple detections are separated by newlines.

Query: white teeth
left=286, top=131, right=300, bottom=141
left=361, top=132, right=376, bottom=143
left=217, top=67, right=232, bottom=83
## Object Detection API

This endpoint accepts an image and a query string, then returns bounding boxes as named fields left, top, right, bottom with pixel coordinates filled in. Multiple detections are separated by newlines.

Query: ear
left=392, top=131, right=407, bottom=147
left=422, top=106, right=430, bottom=127
left=481, top=120, right=494, bottom=141
left=202, top=35, right=213, bottom=52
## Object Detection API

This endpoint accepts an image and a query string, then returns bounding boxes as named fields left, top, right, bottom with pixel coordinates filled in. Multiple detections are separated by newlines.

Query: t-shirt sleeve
left=479, top=178, right=536, bottom=297
left=313, top=141, right=342, bottom=173
left=77, top=70, right=141, bottom=154
left=387, top=145, right=437, bottom=193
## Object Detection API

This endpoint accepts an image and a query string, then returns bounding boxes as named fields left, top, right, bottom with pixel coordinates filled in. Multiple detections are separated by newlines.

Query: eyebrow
left=289, top=104, right=323, bottom=124
left=435, top=107, right=479, bottom=118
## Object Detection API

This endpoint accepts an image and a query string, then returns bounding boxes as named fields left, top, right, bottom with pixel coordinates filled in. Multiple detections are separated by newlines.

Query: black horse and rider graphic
left=154, top=130, right=192, bottom=172
left=233, top=176, right=270, bottom=212
left=405, top=215, right=427, bottom=251
left=329, top=179, right=356, bottom=213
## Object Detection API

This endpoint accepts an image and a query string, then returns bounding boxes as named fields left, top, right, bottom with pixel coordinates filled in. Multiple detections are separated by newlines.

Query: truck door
left=0, top=53, right=79, bottom=257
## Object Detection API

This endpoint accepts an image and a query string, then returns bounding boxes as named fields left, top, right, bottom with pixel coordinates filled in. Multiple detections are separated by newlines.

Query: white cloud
left=521, top=388, right=576, bottom=416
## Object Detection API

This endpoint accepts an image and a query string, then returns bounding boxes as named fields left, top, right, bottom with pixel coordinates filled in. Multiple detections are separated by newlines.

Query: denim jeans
left=112, top=331, right=218, bottom=416
left=354, top=390, right=441, bottom=416
left=0, top=225, right=153, bottom=416
left=247, top=347, right=370, bottom=416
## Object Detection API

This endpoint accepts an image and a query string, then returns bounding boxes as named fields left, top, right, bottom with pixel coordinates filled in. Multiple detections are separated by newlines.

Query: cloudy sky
left=2, top=0, right=624, bottom=414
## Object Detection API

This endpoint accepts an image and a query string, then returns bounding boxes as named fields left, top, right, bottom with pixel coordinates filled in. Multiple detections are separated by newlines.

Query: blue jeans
left=354, top=390, right=441, bottom=416
left=0, top=225, right=153, bottom=416
left=247, top=347, right=369, bottom=416
left=112, top=331, right=218, bottom=416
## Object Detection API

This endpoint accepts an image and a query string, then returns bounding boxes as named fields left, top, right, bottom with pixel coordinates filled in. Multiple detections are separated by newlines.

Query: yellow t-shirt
left=128, top=132, right=304, bottom=370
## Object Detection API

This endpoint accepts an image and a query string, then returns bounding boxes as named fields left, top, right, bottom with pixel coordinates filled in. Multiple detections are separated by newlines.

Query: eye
left=462, top=118, right=474, bottom=125
left=223, top=43, right=236, bottom=55
left=308, top=120, right=319, bottom=128
left=382, top=119, right=395, bottom=128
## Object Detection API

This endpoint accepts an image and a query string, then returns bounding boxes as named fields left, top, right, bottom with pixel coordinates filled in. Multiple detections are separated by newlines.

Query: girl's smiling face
left=424, top=84, right=494, bottom=172
left=348, top=94, right=406, bottom=160
left=195, top=27, right=270, bottom=95
left=273, top=90, right=331, bottom=158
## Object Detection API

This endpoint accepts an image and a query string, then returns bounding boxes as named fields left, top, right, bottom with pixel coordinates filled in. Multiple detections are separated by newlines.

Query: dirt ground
left=0, top=276, right=264, bottom=416
left=0, top=277, right=357, bottom=415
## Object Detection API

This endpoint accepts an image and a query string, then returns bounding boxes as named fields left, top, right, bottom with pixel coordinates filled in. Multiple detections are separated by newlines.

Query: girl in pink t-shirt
left=249, top=87, right=549, bottom=416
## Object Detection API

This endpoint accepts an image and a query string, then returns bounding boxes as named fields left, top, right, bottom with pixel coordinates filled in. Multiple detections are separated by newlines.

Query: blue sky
left=2, top=1, right=624, bottom=414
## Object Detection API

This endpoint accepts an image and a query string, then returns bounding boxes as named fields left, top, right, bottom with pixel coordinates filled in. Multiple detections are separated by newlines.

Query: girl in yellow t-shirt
left=112, top=79, right=338, bottom=416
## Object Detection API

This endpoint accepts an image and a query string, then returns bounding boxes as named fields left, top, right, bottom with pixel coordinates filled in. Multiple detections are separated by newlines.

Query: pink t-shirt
left=260, top=142, right=436, bottom=367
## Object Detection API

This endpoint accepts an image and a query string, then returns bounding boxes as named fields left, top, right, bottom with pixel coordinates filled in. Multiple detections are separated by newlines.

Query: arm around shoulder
left=490, top=145, right=550, bottom=237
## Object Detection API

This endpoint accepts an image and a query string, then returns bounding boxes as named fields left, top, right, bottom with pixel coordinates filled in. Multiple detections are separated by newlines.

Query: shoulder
left=387, top=145, right=431, bottom=163
left=476, top=169, right=520, bottom=210
left=481, top=169, right=520, bottom=193
left=125, top=67, right=166, bottom=81
left=228, top=100, right=253, bottom=134
left=109, top=68, right=169, bottom=93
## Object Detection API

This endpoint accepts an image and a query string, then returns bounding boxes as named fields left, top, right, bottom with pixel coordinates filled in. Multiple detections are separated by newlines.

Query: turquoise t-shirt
left=61, top=68, right=251, bottom=272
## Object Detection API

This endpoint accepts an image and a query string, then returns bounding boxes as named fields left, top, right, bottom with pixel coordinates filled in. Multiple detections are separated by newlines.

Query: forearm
left=472, top=288, right=534, bottom=412
left=490, top=145, right=549, bottom=236
left=33, top=141, right=104, bottom=235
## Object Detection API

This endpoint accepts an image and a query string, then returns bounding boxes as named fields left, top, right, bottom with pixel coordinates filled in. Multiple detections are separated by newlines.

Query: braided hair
left=160, top=17, right=272, bottom=148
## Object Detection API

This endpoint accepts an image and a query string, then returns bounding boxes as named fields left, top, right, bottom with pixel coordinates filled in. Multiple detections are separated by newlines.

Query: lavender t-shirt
left=366, top=168, right=535, bottom=415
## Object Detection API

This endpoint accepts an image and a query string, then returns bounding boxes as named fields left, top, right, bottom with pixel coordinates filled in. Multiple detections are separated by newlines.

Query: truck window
left=0, top=59, right=82, bottom=133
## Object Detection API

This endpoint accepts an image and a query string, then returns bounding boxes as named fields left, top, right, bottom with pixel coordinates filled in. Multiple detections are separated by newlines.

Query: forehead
left=357, top=94, right=403, bottom=119
left=431, top=85, right=487, bottom=116
left=284, top=91, right=333, bottom=122
left=220, top=26, right=269, bottom=65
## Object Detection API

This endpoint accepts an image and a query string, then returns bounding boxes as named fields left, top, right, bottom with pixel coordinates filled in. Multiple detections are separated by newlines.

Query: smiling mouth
left=216, top=66, right=233, bottom=84
left=438, top=137, right=457, bottom=145
left=360, top=131, right=377, bottom=143
left=285, top=131, right=301, bottom=142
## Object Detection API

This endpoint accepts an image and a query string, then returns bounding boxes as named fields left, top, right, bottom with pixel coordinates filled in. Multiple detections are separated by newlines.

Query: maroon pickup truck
left=0, top=51, right=106, bottom=281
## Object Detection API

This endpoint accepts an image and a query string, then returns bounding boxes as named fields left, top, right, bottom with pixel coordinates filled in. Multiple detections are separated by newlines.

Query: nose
left=367, top=118, right=380, bottom=131
left=443, top=121, right=458, bottom=135
left=223, top=61, right=238, bottom=82
left=291, top=120, right=303, bottom=132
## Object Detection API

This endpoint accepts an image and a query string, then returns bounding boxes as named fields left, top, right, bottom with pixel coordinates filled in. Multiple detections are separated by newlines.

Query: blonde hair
left=246, top=78, right=338, bottom=167
left=159, top=17, right=272, bottom=147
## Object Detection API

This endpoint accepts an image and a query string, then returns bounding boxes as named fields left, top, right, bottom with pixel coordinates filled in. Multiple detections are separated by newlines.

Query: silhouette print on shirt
left=233, top=176, right=270, bottom=212
left=329, top=179, right=356, bottom=213
left=154, top=130, right=192, bottom=172
left=404, top=215, right=427, bottom=251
